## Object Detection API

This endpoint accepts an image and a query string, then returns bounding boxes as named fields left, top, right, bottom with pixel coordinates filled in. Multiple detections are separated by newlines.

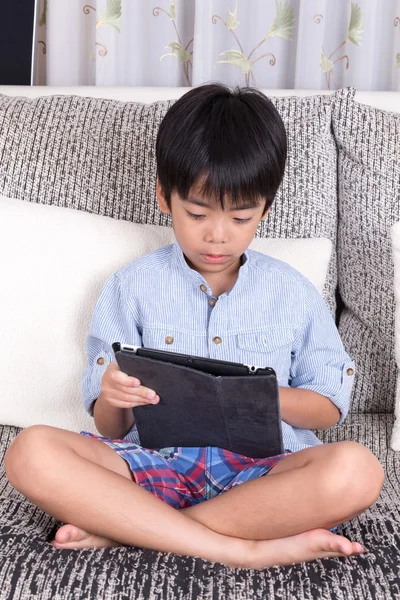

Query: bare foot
left=50, top=524, right=364, bottom=568
left=50, top=523, right=121, bottom=550
left=241, top=528, right=365, bottom=570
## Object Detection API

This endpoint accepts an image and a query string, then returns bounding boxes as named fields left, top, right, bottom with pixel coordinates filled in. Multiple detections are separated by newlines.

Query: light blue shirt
left=82, top=240, right=356, bottom=452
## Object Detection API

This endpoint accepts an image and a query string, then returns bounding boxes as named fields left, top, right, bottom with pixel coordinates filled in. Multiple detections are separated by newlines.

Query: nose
left=204, top=217, right=228, bottom=244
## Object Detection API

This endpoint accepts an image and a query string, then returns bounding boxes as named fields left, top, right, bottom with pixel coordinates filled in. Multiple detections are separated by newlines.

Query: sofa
left=0, top=84, right=399, bottom=600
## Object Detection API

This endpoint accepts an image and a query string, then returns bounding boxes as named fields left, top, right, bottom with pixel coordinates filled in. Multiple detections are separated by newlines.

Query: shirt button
left=346, top=368, right=354, bottom=376
left=209, top=299, right=216, bottom=307
left=200, top=284, right=207, bottom=292
left=97, top=357, right=105, bottom=365
left=213, top=336, right=222, bottom=344
left=165, top=336, right=174, bottom=345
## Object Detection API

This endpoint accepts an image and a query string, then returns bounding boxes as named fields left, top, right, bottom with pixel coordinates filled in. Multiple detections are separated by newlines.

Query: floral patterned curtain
left=33, top=0, right=400, bottom=90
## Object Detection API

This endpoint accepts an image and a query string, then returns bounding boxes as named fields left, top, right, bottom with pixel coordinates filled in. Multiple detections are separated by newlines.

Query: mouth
left=202, top=254, right=229, bottom=263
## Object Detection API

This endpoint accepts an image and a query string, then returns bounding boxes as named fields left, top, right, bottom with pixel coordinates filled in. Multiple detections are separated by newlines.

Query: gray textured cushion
left=1, top=418, right=399, bottom=599
left=0, top=88, right=355, bottom=320
left=332, top=91, right=400, bottom=414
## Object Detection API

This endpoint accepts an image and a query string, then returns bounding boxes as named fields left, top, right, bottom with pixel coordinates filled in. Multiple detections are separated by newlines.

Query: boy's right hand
left=100, top=361, right=160, bottom=409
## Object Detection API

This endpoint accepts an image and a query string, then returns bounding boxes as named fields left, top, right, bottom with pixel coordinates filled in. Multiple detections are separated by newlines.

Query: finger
left=114, top=392, right=159, bottom=406
left=113, top=377, right=141, bottom=390
left=111, top=369, right=140, bottom=387
left=109, top=396, right=150, bottom=408
left=111, top=381, right=141, bottom=396
left=112, top=381, right=157, bottom=398
left=110, top=384, right=159, bottom=403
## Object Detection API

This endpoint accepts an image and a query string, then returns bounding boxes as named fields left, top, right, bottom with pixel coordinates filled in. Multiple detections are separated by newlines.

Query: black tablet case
left=115, top=352, right=284, bottom=458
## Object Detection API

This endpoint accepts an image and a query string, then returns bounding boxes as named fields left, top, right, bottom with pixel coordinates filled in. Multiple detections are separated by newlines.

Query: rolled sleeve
left=289, top=281, right=356, bottom=425
left=82, top=347, right=114, bottom=417
left=82, top=272, right=142, bottom=417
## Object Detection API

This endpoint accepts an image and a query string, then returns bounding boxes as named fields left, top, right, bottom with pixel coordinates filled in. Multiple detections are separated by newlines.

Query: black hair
left=155, top=82, right=287, bottom=216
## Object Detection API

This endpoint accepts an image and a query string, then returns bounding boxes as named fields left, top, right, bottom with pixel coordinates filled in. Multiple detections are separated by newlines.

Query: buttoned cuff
left=83, top=351, right=114, bottom=417
left=328, top=360, right=356, bottom=424
left=292, top=360, right=356, bottom=425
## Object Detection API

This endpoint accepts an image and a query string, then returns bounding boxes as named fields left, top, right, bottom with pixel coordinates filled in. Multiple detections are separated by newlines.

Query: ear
left=156, top=178, right=171, bottom=214
left=260, top=206, right=271, bottom=221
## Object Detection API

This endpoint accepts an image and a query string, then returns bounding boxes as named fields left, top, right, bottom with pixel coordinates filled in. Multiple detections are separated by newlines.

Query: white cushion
left=0, top=195, right=332, bottom=433
left=390, top=220, right=400, bottom=450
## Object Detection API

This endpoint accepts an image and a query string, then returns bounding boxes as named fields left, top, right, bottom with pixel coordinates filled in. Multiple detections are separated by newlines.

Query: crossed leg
left=4, top=425, right=384, bottom=569
left=180, top=439, right=383, bottom=540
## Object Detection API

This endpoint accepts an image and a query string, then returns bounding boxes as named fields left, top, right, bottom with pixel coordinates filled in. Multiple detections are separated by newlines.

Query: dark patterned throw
left=1, top=419, right=399, bottom=600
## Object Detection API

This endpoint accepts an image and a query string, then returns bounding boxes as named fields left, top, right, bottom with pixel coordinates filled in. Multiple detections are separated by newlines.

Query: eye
left=233, top=217, right=252, bottom=224
left=187, top=211, right=205, bottom=220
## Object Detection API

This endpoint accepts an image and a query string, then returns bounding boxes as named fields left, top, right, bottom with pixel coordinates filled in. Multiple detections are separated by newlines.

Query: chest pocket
left=236, top=328, right=295, bottom=377
left=142, top=327, right=207, bottom=356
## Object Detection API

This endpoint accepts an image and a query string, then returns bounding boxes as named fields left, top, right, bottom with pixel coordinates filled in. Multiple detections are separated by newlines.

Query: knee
left=4, top=425, right=53, bottom=487
left=324, top=441, right=384, bottom=511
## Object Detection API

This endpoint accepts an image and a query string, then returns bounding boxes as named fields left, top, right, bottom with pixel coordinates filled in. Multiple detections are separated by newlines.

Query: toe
left=55, top=525, right=88, bottom=544
left=309, top=529, right=363, bottom=557
left=331, top=535, right=353, bottom=555
left=353, top=542, right=365, bottom=554
left=336, top=538, right=365, bottom=556
left=325, top=533, right=365, bottom=557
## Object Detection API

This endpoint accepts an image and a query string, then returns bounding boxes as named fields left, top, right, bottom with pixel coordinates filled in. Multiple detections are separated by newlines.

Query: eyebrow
left=182, top=198, right=258, bottom=211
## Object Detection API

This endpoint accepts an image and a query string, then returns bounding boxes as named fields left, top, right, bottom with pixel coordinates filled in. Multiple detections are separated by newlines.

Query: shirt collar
left=171, top=240, right=250, bottom=296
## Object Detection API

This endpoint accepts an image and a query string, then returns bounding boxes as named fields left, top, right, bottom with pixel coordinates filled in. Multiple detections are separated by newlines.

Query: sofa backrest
left=0, top=85, right=399, bottom=424
left=1, top=86, right=399, bottom=112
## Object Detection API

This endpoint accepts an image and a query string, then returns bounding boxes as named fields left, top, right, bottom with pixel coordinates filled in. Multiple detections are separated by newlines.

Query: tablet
left=111, top=341, right=284, bottom=458
left=111, top=342, right=276, bottom=378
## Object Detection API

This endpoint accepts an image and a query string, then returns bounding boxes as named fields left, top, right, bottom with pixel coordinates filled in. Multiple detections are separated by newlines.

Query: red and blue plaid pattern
left=80, top=431, right=290, bottom=509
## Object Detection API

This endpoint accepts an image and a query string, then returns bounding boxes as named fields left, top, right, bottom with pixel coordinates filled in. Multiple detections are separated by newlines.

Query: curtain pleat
left=33, top=0, right=400, bottom=90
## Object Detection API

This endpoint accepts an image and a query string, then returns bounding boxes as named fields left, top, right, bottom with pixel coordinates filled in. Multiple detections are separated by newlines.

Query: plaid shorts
left=80, top=431, right=290, bottom=509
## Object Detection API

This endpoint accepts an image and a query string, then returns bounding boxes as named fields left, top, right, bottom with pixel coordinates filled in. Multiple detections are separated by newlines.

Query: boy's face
left=156, top=177, right=271, bottom=278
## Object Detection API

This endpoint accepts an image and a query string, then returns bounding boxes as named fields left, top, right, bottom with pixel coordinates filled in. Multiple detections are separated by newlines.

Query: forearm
left=278, top=386, right=340, bottom=430
left=93, top=392, right=135, bottom=439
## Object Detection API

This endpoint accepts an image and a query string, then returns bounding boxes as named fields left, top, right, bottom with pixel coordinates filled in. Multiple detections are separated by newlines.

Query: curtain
left=33, top=0, right=400, bottom=90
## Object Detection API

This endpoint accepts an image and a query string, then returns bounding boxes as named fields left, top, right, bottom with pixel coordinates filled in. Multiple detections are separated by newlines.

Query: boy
left=5, top=84, right=384, bottom=570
